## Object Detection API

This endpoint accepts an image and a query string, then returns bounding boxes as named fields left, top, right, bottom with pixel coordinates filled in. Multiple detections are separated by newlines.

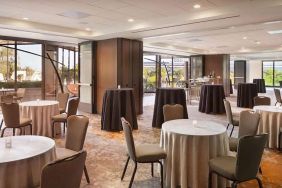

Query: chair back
left=40, top=150, right=86, bottom=188
left=274, top=88, right=282, bottom=103
left=65, top=115, right=89, bottom=151
left=57, top=93, right=69, bottom=112
left=67, top=97, right=79, bottom=117
left=163, top=104, right=184, bottom=122
left=121, top=117, right=136, bottom=161
left=223, top=99, right=234, bottom=124
left=0, top=95, right=14, bottom=103
left=16, top=88, right=25, bottom=98
left=1, top=103, right=20, bottom=128
left=253, top=96, right=271, bottom=106
left=238, top=110, right=260, bottom=138
left=235, top=134, right=268, bottom=181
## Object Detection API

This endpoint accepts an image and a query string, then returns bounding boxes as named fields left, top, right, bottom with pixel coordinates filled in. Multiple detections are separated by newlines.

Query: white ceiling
left=0, top=0, right=282, bottom=56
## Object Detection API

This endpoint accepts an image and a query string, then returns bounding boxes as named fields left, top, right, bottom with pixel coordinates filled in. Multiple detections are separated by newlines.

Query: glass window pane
left=0, top=40, right=15, bottom=88
left=263, top=61, right=273, bottom=86
left=173, top=56, right=188, bottom=87
left=143, top=55, right=156, bottom=92
left=274, top=61, right=282, bottom=86
left=161, top=55, right=172, bottom=87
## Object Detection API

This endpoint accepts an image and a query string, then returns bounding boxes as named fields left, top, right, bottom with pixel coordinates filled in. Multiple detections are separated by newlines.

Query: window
left=143, top=55, right=157, bottom=93
left=0, top=40, right=15, bottom=88
left=262, top=60, right=282, bottom=86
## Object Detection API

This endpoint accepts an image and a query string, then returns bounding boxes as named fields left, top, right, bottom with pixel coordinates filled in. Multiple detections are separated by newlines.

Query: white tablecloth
left=253, top=105, right=282, bottom=148
left=0, top=136, right=56, bottom=188
left=19, top=100, right=60, bottom=137
left=160, top=119, right=229, bottom=188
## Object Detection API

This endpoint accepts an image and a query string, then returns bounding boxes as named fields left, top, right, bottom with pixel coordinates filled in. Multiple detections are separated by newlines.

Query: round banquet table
left=253, top=105, right=282, bottom=148
left=160, top=119, right=229, bottom=188
left=0, top=136, right=56, bottom=188
left=253, top=79, right=266, bottom=93
left=199, top=84, right=225, bottom=114
left=19, top=100, right=60, bottom=137
left=101, top=88, right=138, bottom=131
left=237, top=83, right=258, bottom=108
left=152, top=88, right=188, bottom=128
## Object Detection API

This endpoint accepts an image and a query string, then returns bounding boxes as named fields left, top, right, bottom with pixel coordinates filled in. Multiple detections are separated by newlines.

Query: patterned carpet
left=55, top=97, right=282, bottom=188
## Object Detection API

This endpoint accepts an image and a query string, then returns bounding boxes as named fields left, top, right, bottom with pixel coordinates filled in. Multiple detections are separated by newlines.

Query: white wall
left=246, top=60, right=262, bottom=82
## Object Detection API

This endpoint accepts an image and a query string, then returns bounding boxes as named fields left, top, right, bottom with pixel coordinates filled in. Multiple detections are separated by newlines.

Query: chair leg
left=84, top=165, right=90, bottom=184
left=151, top=163, right=154, bottom=177
left=63, top=122, right=66, bottom=134
left=13, top=128, right=15, bottom=136
left=208, top=171, right=213, bottom=188
left=0, top=119, right=3, bottom=130
left=1, top=127, right=7, bottom=137
left=52, top=121, right=55, bottom=138
left=30, top=124, right=32, bottom=135
left=129, top=162, right=137, bottom=188
left=230, top=125, right=234, bottom=137
left=231, top=182, right=238, bottom=188
left=158, top=161, right=164, bottom=188
left=226, top=123, right=230, bottom=130
left=121, top=156, right=130, bottom=180
left=256, top=177, right=263, bottom=188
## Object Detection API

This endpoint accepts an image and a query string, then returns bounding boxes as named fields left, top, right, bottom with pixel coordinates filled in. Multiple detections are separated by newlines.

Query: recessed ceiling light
left=193, top=4, right=201, bottom=9
left=128, top=18, right=134, bottom=22
left=85, top=28, right=91, bottom=31
left=243, top=36, right=247, bottom=40
left=255, top=41, right=261, bottom=45
left=22, top=17, right=29, bottom=20
left=267, top=30, right=282, bottom=35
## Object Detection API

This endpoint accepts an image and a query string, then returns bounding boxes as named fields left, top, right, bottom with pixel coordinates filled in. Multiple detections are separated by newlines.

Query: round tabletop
left=0, top=135, right=55, bottom=163
left=20, top=100, right=59, bottom=107
left=253, top=105, right=282, bottom=113
left=162, top=119, right=226, bottom=136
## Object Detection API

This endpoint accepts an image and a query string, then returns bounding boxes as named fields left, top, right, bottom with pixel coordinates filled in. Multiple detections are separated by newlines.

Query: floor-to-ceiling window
left=262, top=60, right=282, bottom=86
left=0, top=40, right=15, bottom=88
left=143, top=54, right=157, bottom=93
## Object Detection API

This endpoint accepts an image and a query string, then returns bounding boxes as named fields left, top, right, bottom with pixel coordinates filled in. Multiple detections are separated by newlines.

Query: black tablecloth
left=230, top=79, right=233, bottom=94
left=237, top=83, right=258, bottom=108
left=253, top=79, right=266, bottom=93
left=152, top=88, right=188, bottom=128
left=199, top=84, right=226, bottom=114
left=101, top=88, right=138, bottom=131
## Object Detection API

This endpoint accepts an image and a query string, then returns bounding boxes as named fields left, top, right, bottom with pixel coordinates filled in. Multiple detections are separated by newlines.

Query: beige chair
left=57, top=93, right=69, bottom=114
left=121, top=118, right=166, bottom=188
left=40, top=150, right=87, bottom=188
left=163, top=104, right=184, bottom=122
left=223, top=99, right=239, bottom=137
left=51, top=97, right=79, bottom=138
left=209, top=134, right=268, bottom=188
left=253, top=96, right=271, bottom=106
left=56, top=115, right=90, bottom=183
left=274, top=88, right=282, bottom=106
left=13, top=88, right=25, bottom=102
left=229, top=110, right=260, bottom=152
left=0, top=95, right=14, bottom=130
left=1, top=103, right=32, bottom=137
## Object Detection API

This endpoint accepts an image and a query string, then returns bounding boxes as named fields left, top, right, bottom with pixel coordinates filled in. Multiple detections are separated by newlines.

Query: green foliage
left=0, top=81, right=42, bottom=88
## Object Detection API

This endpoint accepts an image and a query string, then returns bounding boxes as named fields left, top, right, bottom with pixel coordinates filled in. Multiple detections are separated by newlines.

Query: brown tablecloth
left=230, top=79, right=233, bottom=94
left=152, top=88, right=188, bottom=128
left=237, top=83, right=258, bottom=108
left=199, top=84, right=225, bottom=114
left=101, top=88, right=138, bottom=131
left=253, top=79, right=266, bottom=93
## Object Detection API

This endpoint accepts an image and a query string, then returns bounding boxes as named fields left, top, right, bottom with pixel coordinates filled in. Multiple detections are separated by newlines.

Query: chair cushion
left=56, top=147, right=78, bottom=159
left=135, top=144, right=166, bottom=163
left=59, top=108, right=66, bottom=114
left=209, top=156, right=237, bottom=180
left=52, top=113, right=67, bottom=122
left=229, top=137, right=239, bottom=152
left=20, top=118, right=32, bottom=126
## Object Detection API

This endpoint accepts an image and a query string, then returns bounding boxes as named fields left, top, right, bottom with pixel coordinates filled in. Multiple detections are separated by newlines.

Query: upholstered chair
left=274, top=88, right=282, bottom=106
left=163, top=104, right=184, bottom=122
left=40, top=150, right=87, bottom=188
left=209, top=134, right=268, bottom=188
left=55, top=115, right=90, bottom=183
left=51, top=97, right=79, bottom=137
left=57, top=93, right=69, bottom=114
left=1, top=102, right=32, bottom=137
left=0, top=95, right=15, bottom=130
left=121, top=117, right=166, bottom=188
left=253, top=96, right=271, bottom=106
left=223, top=99, right=239, bottom=137
left=13, top=88, right=25, bottom=102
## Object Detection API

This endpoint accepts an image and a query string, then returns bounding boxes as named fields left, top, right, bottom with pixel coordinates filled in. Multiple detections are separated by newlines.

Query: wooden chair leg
left=129, top=162, right=137, bottom=188
left=121, top=156, right=130, bottom=180
left=84, top=165, right=90, bottom=184
left=151, top=163, right=154, bottom=177
left=256, top=177, right=263, bottom=188
left=30, top=124, right=32, bottom=135
left=158, top=161, right=164, bottom=188
left=226, top=123, right=230, bottom=130
left=52, top=121, right=55, bottom=138
left=18, top=128, right=22, bottom=135
left=1, top=127, right=7, bottom=137
left=63, top=122, right=66, bottom=134
left=230, top=125, right=234, bottom=137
